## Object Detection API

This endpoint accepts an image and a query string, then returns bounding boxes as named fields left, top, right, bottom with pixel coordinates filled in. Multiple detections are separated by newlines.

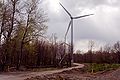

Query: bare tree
left=16, top=0, right=47, bottom=69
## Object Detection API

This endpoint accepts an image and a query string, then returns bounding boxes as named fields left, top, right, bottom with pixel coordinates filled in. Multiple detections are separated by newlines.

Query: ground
left=0, top=63, right=84, bottom=80
left=1, top=63, right=120, bottom=80
left=26, top=65, right=120, bottom=80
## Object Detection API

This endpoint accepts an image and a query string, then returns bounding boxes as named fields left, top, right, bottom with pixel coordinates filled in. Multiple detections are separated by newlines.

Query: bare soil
left=1, top=63, right=120, bottom=80
left=0, top=63, right=84, bottom=80
left=25, top=67, right=120, bottom=80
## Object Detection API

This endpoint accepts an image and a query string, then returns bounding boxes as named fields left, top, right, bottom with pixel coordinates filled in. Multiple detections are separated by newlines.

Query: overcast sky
left=41, top=0, right=120, bottom=52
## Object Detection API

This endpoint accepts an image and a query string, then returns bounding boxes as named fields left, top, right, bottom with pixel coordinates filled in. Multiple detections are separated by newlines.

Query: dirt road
left=0, top=63, right=84, bottom=80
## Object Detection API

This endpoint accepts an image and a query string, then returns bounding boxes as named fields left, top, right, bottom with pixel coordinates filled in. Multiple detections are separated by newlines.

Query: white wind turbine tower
left=59, top=2, right=93, bottom=66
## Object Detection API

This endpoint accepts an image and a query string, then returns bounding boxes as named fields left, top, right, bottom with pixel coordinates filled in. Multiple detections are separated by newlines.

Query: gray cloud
left=41, top=0, right=120, bottom=51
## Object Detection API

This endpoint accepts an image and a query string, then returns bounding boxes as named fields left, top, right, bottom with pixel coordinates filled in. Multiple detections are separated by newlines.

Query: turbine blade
left=65, top=20, right=72, bottom=37
left=73, top=14, right=94, bottom=19
left=59, top=2, right=72, bottom=17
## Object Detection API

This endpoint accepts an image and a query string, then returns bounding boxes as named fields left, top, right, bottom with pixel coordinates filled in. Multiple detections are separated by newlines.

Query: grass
left=86, top=63, right=120, bottom=73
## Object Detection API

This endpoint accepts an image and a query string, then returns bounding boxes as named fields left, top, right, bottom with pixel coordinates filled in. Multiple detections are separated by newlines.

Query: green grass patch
left=86, top=63, right=120, bottom=73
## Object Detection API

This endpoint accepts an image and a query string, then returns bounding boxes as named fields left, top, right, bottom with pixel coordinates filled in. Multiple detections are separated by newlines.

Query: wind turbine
left=59, top=2, right=93, bottom=66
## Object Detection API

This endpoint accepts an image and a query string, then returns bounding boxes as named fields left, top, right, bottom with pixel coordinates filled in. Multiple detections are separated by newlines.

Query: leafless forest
left=74, top=41, right=120, bottom=64
left=0, top=0, right=72, bottom=72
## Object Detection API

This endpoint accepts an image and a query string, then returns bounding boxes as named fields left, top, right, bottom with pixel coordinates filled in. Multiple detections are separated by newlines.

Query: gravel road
left=0, top=63, right=84, bottom=80
left=1, top=63, right=120, bottom=80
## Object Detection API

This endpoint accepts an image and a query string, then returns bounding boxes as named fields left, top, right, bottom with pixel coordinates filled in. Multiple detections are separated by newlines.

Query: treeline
left=0, top=0, right=71, bottom=71
left=0, top=39, right=70, bottom=71
left=74, top=41, right=120, bottom=64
